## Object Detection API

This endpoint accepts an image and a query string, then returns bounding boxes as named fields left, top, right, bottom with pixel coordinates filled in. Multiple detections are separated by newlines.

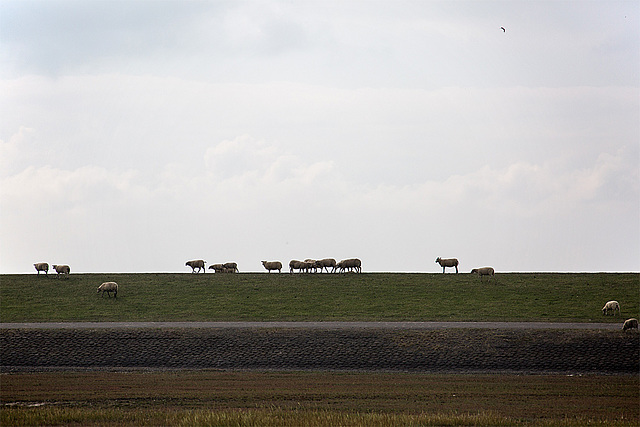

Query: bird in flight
left=501, top=27, right=506, bottom=32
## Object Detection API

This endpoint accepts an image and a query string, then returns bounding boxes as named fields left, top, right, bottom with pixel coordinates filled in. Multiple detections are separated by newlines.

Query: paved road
left=0, top=321, right=623, bottom=330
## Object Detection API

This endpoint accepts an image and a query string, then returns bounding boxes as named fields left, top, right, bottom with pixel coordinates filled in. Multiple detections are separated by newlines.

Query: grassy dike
left=1, top=272, right=638, bottom=322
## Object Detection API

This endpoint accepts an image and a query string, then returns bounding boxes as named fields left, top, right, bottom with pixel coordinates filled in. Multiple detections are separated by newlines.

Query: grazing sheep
left=338, top=258, right=362, bottom=273
left=471, top=267, right=495, bottom=279
left=97, top=282, right=118, bottom=298
left=318, top=258, right=337, bottom=273
left=185, top=259, right=206, bottom=273
left=34, top=263, right=49, bottom=275
left=602, top=300, right=620, bottom=316
left=262, top=260, right=282, bottom=273
left=622, top=318, right=638, bottom=331
left=223, top=262, right=239, bottom=273
left=208, top=264, right=225, bottom=273
left=52, top=264, right=70, bottom=278
left=289, top=260, right=304, bottom=273
left=435, top=257, right=458, bottom=273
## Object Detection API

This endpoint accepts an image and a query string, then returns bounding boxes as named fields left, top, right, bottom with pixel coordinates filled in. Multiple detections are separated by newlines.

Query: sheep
left=208, top=264, right=225, bottom=273
left=338, top=258, right=361, bottom=273
left=435, top=257, right=458, bottom=273
left=223, top=262, right=239, bottom=273
left=262, top=260, right=282, bottom=273
left=52, top=264, right=70, bottom=278
left=317, top=258, right=337, bottom=273
left=34, top=263, right=49, bottom=275
left=304, top=259, right=320, bottom=273
left=185, top=259, right=206, bottom=273
left=97, top=281, right=118, bottom=298
left=602, top=300, right=620, bottom=316
left=289, top=260, right=304, bottom=273
left=622, top=318, right=638, bottom=331
left=471, top=267, right=495, bottom=279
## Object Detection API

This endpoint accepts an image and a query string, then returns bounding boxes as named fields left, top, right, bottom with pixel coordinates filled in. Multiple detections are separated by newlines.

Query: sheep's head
left=470, top=269, right=478, bottom=274
left=435, top=257, right=441, bottom=263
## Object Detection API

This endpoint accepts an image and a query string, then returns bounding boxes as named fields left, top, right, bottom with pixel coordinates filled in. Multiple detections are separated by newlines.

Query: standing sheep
left=435, top=257, right=458, bottom=273
left=185, top=259, right=206, bottom=273
left=261, top=260, right=282, bottom=273
left=52, top=264, right=70, bottom=278
left=318, top=258, right=337, bottom=273
left=338, top=258, right=362, bottom=273
left=304, top=259, right=320, bottom=273
left=97, top=282, right=118, bottom=298
left=208, top=264, right=225, bottom=273
left=471, top=267, right=495, bottom=279
left=622, top=318, right=638, bottom=331
left=223, top=262, right=239, bottom=273
left=289, top=260, right=304, bottom=273
left=602, top=300, right=620, bottom=316
left=34, top=263, right=49, bottom=275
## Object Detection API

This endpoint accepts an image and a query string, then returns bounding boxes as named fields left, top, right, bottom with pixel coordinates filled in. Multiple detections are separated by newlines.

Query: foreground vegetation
left=1, top=272, right=638, bottom=322
left=2, top=372, right=638, bottom=426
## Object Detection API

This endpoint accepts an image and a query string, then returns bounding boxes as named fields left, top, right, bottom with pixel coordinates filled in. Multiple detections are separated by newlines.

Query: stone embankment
left=1, top=326, right=638, bottom=374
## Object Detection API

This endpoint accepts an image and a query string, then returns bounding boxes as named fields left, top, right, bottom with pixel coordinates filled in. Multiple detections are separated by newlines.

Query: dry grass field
left=2, top=371, right=638, bottom=426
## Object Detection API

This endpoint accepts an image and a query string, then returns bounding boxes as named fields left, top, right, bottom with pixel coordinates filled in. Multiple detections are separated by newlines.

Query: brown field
left=1, top=371, right=638, bottom=426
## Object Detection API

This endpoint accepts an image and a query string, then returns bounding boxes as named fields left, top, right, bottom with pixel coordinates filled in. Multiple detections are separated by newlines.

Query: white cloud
left=0, top=126, right=36, bottom=174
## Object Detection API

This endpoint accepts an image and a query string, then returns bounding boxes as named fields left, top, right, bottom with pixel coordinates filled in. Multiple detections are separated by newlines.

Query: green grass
left=1, top=273, right=638, bottom=322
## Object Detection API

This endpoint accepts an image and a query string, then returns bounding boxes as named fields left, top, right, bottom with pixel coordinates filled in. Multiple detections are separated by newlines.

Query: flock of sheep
left=183, top=258, right=362, bottom=274
left=31, top=260, right=637, bottom=331
left=34, top=262, right=69, bottom=277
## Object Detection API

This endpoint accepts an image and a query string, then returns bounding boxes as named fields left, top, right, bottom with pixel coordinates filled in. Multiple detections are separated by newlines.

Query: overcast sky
left=1, top=0, right=638, bottom=273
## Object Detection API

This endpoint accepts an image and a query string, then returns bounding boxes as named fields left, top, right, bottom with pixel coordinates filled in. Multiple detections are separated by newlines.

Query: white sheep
left=223, top=262, right=239, bottom=273
left=261, top=260, right=282, bottom=273
left=304, top=259, right=320, bottom=273
left=52, top=264, right=70, bottom=278
left=602, top=300, right=620, bottom=316
left=34, top=263, right=49, bottom=275
left=289, top=260, right=304, bottom=273
left=185, top=259, right=206, bottom=273
left=318, top=258, right=337, bottom=273
left=338, top=258, right=362, bottom=273
left=208, top=263, right=225, bottom=272
left=471, top=267, right=495, bottom=279
left=435, top=257, right=458, bottom=273
left=622, top=318, right=638, bottom=331
left=97, top=281, right=118, bottom=298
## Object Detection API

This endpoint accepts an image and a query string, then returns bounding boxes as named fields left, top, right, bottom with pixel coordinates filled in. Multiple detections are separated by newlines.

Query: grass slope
left=1, top=272, right=638, bottom=323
